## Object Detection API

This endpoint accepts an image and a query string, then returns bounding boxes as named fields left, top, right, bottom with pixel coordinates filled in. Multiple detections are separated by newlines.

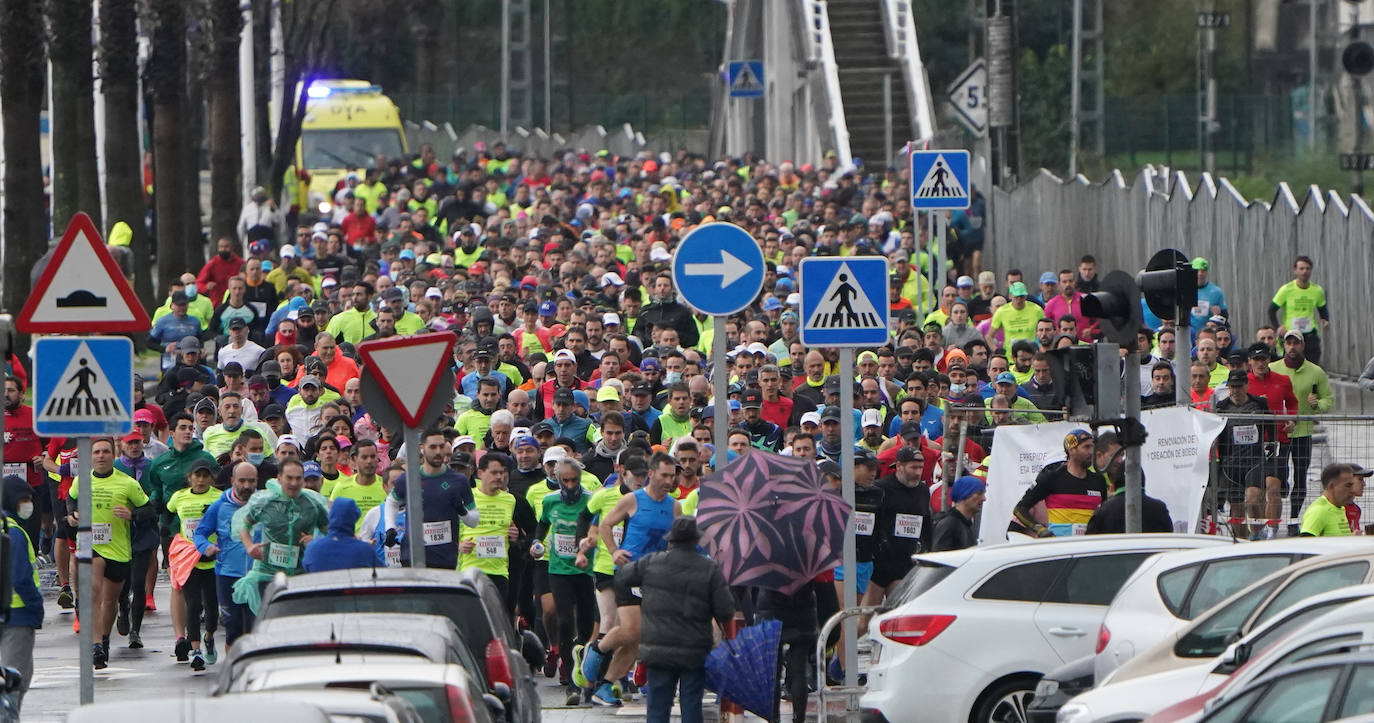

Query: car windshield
left=326, top=682, right=453, bottom=723
left=890, top=560, right=956, bottom=605
left=301, top=128, right=403, bottom=170
left=266, top=589, right=494, bottom=660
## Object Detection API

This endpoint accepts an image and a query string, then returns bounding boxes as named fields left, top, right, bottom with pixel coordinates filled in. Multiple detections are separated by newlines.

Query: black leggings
left=1288, top=436, right=1314, bottom=518
left=778, top=636, right=814, bottom=723
left=812, top=580, right=841, bottom=649
left=120, top=548, right=156, bottom=633
left=547, top=573, right=595, bottom=685
left=183, top=567, right=218, bottom=644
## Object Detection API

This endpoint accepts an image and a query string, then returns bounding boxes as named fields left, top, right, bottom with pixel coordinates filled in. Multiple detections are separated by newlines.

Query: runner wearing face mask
left=533, top=458, right=598, bottom=705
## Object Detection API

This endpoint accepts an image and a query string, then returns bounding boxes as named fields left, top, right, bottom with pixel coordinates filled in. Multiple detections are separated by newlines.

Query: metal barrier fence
left=987, top=167, right=1374, bottom=380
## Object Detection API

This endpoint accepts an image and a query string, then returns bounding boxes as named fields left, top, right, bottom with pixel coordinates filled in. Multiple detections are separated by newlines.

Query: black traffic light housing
left=1046, top=343, right=1123, bottom=421
left=1081, top=270, right=1143, bottom=347
left=1345, top=41, right=1374, bottom=76
left=1138, top=248, right=1198, bottom=321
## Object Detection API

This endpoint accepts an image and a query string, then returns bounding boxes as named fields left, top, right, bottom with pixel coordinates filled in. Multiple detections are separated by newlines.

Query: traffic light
left=1046, top=343, right=1122, bottom=421
left=1081, top=270, right=1143, bottom=347
left=1138, top=248, right=1198, bottom=321
left=1345, top=41, right=1374, bottom=76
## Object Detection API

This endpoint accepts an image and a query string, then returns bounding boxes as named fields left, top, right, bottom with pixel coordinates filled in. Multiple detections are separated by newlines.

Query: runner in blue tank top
left=578, top=452, right=682, bottom=705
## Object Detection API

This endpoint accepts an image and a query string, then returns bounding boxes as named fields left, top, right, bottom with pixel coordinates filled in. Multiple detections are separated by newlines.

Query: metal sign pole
left=1123, top=351, right=1143, bottom=533
left=839, top=348, right=857, bottom=689
left=1174, top=306, right=1190, bottom=407
left=925, top=212, right=936, bottom=316
left=76, top=436, right=94, bottom=704
left=404, top=427, right=426, bottom=569
left=936, top=211, right=948, bottom=292
left=712, top=316, right=728, bottom=469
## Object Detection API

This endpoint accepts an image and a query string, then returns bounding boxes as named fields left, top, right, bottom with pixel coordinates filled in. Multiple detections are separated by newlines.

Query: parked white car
left=1060, top=583, right=1374, bottom=723
left=1105, top=549, right=1374, bottom=686
left=860, top=534, right=1228, bottom=723
left=1094, top=537, right=1371, bottom=683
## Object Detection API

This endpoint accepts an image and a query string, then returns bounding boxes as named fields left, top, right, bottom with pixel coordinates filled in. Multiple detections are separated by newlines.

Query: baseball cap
left=800, top=411, right=821, bottom=427
left=552, top=349, right=577, bottom=364
left=600, top=272, right=624, bottom=287
left=180, top=336, right=202, bottom=352
left=247, top=374, right=268, bottom=390
left=298, top=374, right=322, bottom=389
left=188, top=458, right=215, bottom=475
left=602, top=312, right=621, bottom=327
left=133, top=409, right=156, bottom=425
left=453, top=435, right=476, bottom=448
left=1283, top=329, right=1305, bottom=342
left=895, top=446, right=921, bottom=464
left=121, top=430, right=142, bottom=443
left=995, top=371, right=1017, bottom=385
left=1353, top=465, right=1374, bottom=478
left=222, top=362, right=244, bottom=377
left=596, top=386, right=620, bottom=402
left=513, top=435, right=540, bottom=450
left=746, top=342, right=769, bottom=357
left=542, top=446, right=568, bottom=465
left=538, top=300, right=557, bottom=317
left=639, top=358, right=660, bottom=372
left=553, top=388, right=575, bottom=405
left=279, top=244, right=297, bottom=258
left=956, top=275, right=975, bottom=288
left=1191, top=257, right=1210, bottom=271
left=857, top=350, right=879, bottom=364
left=951, top=476, right=986, bottom=503
left=382, top=286, right=405, bottom=301
left=741, top=388, right=763, bottom=408
left=1009, top=281, right=1029, bottom=297
left=227, top=317, right=247, bottom=330
left=631, top=383, right=654, bottom=396
left=275, top=435, right=298, bottom=451
left=171, top=290, right=190, bottom=305
left=473, top=347, right=491, bottom=359
left=1063, top=429, right=1093, bottom=452
left=861, top=409, right=882, bottom=428
left=1038, top=272, right=1057, bottom=285
left=762, top=297, right=783, bottom=312
left=260, top=403, right=285, bottom=420
left=1226, top=369, right=1249, bottom=387
left=898, top=421, right=923, bottom=440
left=302, top=461, right=322, bottom=478
left=520, top=275, right=539, bottom=290
left=817, top=460, right=842, bottom=479
left=1226, top=351, right=1245, bottom=365
left=820, top=406, right=842, bottom=422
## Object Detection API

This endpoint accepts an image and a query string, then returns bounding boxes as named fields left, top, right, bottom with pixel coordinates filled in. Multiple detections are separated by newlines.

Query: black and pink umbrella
left=696, top=451, right=852, bottom=595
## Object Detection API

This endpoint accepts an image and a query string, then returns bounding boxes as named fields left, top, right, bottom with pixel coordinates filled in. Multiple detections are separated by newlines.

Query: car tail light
left=1096, top=623, right=1111, bottom=654
left=878, top=614, right=955, bottom=646
left=485, top=637, right=514, bottom=688
left=445, top=683, right=478, bottom=723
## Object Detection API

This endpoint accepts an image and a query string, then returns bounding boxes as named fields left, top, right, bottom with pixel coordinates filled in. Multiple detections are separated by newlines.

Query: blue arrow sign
left=34, top=336, right=134, bottom=436
left=671, top=223, right=766, bottom=316
left=799, top=257, right=890, bottom=346
left=910, top=149, right=971, bottom=210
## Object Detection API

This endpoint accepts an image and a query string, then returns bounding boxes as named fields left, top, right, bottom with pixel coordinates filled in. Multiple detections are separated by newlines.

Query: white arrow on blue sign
left=671, top=223, right=766, bottom=316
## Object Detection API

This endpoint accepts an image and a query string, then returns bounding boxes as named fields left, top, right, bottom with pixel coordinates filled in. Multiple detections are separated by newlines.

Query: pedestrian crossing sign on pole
left=799, top=257, right=891, bottom=346
left=34, top=336, right=134, bottom=436
left=909, top=148, right=971, bottom=210
left=727, top=60, right=765, bottom=98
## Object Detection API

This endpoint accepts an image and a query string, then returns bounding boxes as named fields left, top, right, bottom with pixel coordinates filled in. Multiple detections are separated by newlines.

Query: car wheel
left=972, top=676, right=1039, bottom=723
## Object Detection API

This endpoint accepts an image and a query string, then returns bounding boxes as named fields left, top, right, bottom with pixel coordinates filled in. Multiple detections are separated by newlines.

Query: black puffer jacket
left=616, top=545, right=735, bottom=670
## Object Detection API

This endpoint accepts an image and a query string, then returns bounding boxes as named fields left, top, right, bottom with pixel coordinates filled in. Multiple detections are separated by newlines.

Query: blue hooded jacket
left=195, top=487, right=254, bottom=579
left=303, top=498, right=377, bottom=572
left=3, top=475, right=42, bottom=628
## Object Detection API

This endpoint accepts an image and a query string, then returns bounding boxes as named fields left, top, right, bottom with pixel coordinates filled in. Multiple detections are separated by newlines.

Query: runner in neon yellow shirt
left=1300, top=463, right=1358, bottom=536
left=67, top=438, right=150, bottom=669
left=459, top=454, right=519, bottom=598
left=585, top=456, right=647, bottom=636
left=1270, top=255, right=1329, bottom=365
left=990, top=282, right=1045, bottom=345
left=329, top=439, right=389, bottom=532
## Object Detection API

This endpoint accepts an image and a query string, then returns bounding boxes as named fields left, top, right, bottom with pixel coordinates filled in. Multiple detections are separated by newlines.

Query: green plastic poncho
left=231, top=480, right=330, bottom=614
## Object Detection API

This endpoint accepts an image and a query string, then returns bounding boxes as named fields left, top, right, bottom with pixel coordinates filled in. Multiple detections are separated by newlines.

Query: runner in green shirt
left=990, top=282, right=1045, bottom=345
left=1300, top=463, right=1358, bottom=536
left=459, top=453, right=519, bottom=598
left=66, top=437, right=151, bottom=669
left=534, top=457, right=597, bottom=702
left=329, top=439, right=388, bottom=532
left=1270, top=255, right=1329, bottom=365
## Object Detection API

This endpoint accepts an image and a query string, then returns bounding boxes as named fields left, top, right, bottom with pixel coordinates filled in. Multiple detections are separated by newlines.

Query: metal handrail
left=802, top=0, right=854, bottom=169
left=878, top=0, right=937, bottom=143
left=815, top=605, right=889, bottom=723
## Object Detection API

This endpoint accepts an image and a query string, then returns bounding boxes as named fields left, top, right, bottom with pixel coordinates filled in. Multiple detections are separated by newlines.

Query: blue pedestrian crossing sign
left=909, top=149, right=971, bottom=210
left=728, top=61, right=765, bottom=98
left=799, top=257, right=890, bottom=346
left=34, top=336, right=134, bottom=436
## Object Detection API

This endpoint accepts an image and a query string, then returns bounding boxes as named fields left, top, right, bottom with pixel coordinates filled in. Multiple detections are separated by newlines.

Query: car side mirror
left=2, top=667, right=22, bottom=694
left=481, top=693, right=506, bottom=718
left=521, top=629, right=543, bottom=670
left=1215, top=640, right=1250, bottom=674
left=491, top=681, right=512, bottom=703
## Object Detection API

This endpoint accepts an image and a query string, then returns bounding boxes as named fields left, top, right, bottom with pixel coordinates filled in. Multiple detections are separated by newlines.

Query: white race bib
left=475, top=535, right=504, bottom=559
left=422, top=520, right=452, bottom=546
left=553, top=533, right=577, bottom=557
left=1233, top=425, right=1259, bottom=445
left=1070, top=523, right=1088, bottom=536
left=1292, top=316, right=1313, bottom=334
left=3, top=463, right=25, bottom=479
left=267, top=542, right=300, bottom=568
left=1191, top=300, right=1210, bottom=317
left=384, top=544, right=402, bottom=567
left=894, top=513, right=924, bottom=539
left=91, top=523, right=112, bottom=545
left=612, top=525, right=624, bottom=546
left=183, top=518, right=202, bottom=538
left=854, top=511, right=875, bottom=536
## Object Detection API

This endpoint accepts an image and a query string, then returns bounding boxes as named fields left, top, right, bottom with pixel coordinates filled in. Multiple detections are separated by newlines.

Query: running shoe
left=590, top=682, right=622, bottom=707
left=128, top=630, right=143, bottom=649
left=564, top=684, right=581, bottom=707
left=543, top=647, right=558, bottom=678
left=580, top=641, right=605, bottom=689
left=174, top=636, right=191, bottom=662
left=116, top=604, right=130, bottom=636
left=72, top=616, right=79, bottom=634
left=190, top=651, right=205, bottom=672
left=58, top=585, right=74, bottom=609
left=571, top=644, right=589, bottom=689
left=204, top=635, right=216, bottom=665
left=92, top=644, right=107, bottom=670
left=144, top=593, right=156, bottom=612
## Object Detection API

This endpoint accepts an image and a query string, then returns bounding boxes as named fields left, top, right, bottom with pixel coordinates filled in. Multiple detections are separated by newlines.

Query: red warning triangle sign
left=17, top=212, right=151, bottom=334
left=357, top=332, right=456, bottom=428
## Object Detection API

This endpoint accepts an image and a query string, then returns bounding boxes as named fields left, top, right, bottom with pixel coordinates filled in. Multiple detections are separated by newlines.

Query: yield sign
left=357, top=333, right=456, bottom=428
left=17, top=212, right=151, bottom=334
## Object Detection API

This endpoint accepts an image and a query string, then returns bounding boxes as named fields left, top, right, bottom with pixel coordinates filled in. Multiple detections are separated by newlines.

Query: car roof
left=1293, top=594, right=1374, bottom=632
left=266, top=567, right=482, bottom=596
left=229, top=613, right=463, bottom=662
left=66, top=696, right=334, bottom=723
left=229, top=689, right=416, bottom=716
left=1141, top=537, right=1371, bottom=569
left=1186, top=549, right=1374, bottom=628
left=913, top=534, right=1229, bottom=568
left=1224, top=649, right=1374, bottom=702
left=243, top=661, right=470, bottom=690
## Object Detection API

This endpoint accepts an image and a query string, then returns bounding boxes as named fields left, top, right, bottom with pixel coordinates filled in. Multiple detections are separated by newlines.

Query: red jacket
left=1247, top=370, right=1298, bottom=443
left=341, top=212, right=377, bottom=245
left=197, top=253, right=245, bottom=306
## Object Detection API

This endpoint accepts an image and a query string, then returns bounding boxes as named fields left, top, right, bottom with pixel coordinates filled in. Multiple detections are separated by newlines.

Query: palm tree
left=207, top=0, right=243, bottom=247
left=46, top=0, right=102, bottom=232
left=0, top=0, right=48, bottom=316
left=100, top=0, right=154, bottom=306
left=148, top=0, right=190, bottom=283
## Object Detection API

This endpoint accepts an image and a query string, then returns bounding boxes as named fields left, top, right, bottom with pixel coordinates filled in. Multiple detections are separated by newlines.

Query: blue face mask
left=184, top=284, right=198, bottom=299
left=246, top=452, right=265, bottom=466
left=664, top=371, right=682, bottom=385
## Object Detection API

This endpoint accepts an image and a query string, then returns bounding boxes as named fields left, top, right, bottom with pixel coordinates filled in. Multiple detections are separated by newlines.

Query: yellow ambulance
left=290, top=79, right=407, bottom=215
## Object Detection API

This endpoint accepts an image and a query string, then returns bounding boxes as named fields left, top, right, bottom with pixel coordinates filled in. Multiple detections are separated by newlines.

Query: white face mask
left=16, top=501, right=33, bottom=520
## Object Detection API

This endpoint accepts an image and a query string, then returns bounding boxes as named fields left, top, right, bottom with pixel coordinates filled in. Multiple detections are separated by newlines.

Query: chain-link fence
left=1103, top=94, right=1293, bottom=177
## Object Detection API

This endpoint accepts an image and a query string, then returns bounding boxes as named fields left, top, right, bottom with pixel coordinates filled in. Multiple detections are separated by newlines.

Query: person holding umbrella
left=615, top=517, right=735, bottom=723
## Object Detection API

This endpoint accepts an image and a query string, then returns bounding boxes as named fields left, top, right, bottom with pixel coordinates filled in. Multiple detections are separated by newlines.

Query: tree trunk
left=252, top=0, right=271, bottom=184
left=46, top=0, right=102, bottom=233
left=0, top=0, right=47, bottom=318
left=207, top=0, right=242, bottom=248
left=100, top=0, right=154, bottom=306
left=149, top=0, right=189, bottom=285
left=183, top=21, right=206, bottom=269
